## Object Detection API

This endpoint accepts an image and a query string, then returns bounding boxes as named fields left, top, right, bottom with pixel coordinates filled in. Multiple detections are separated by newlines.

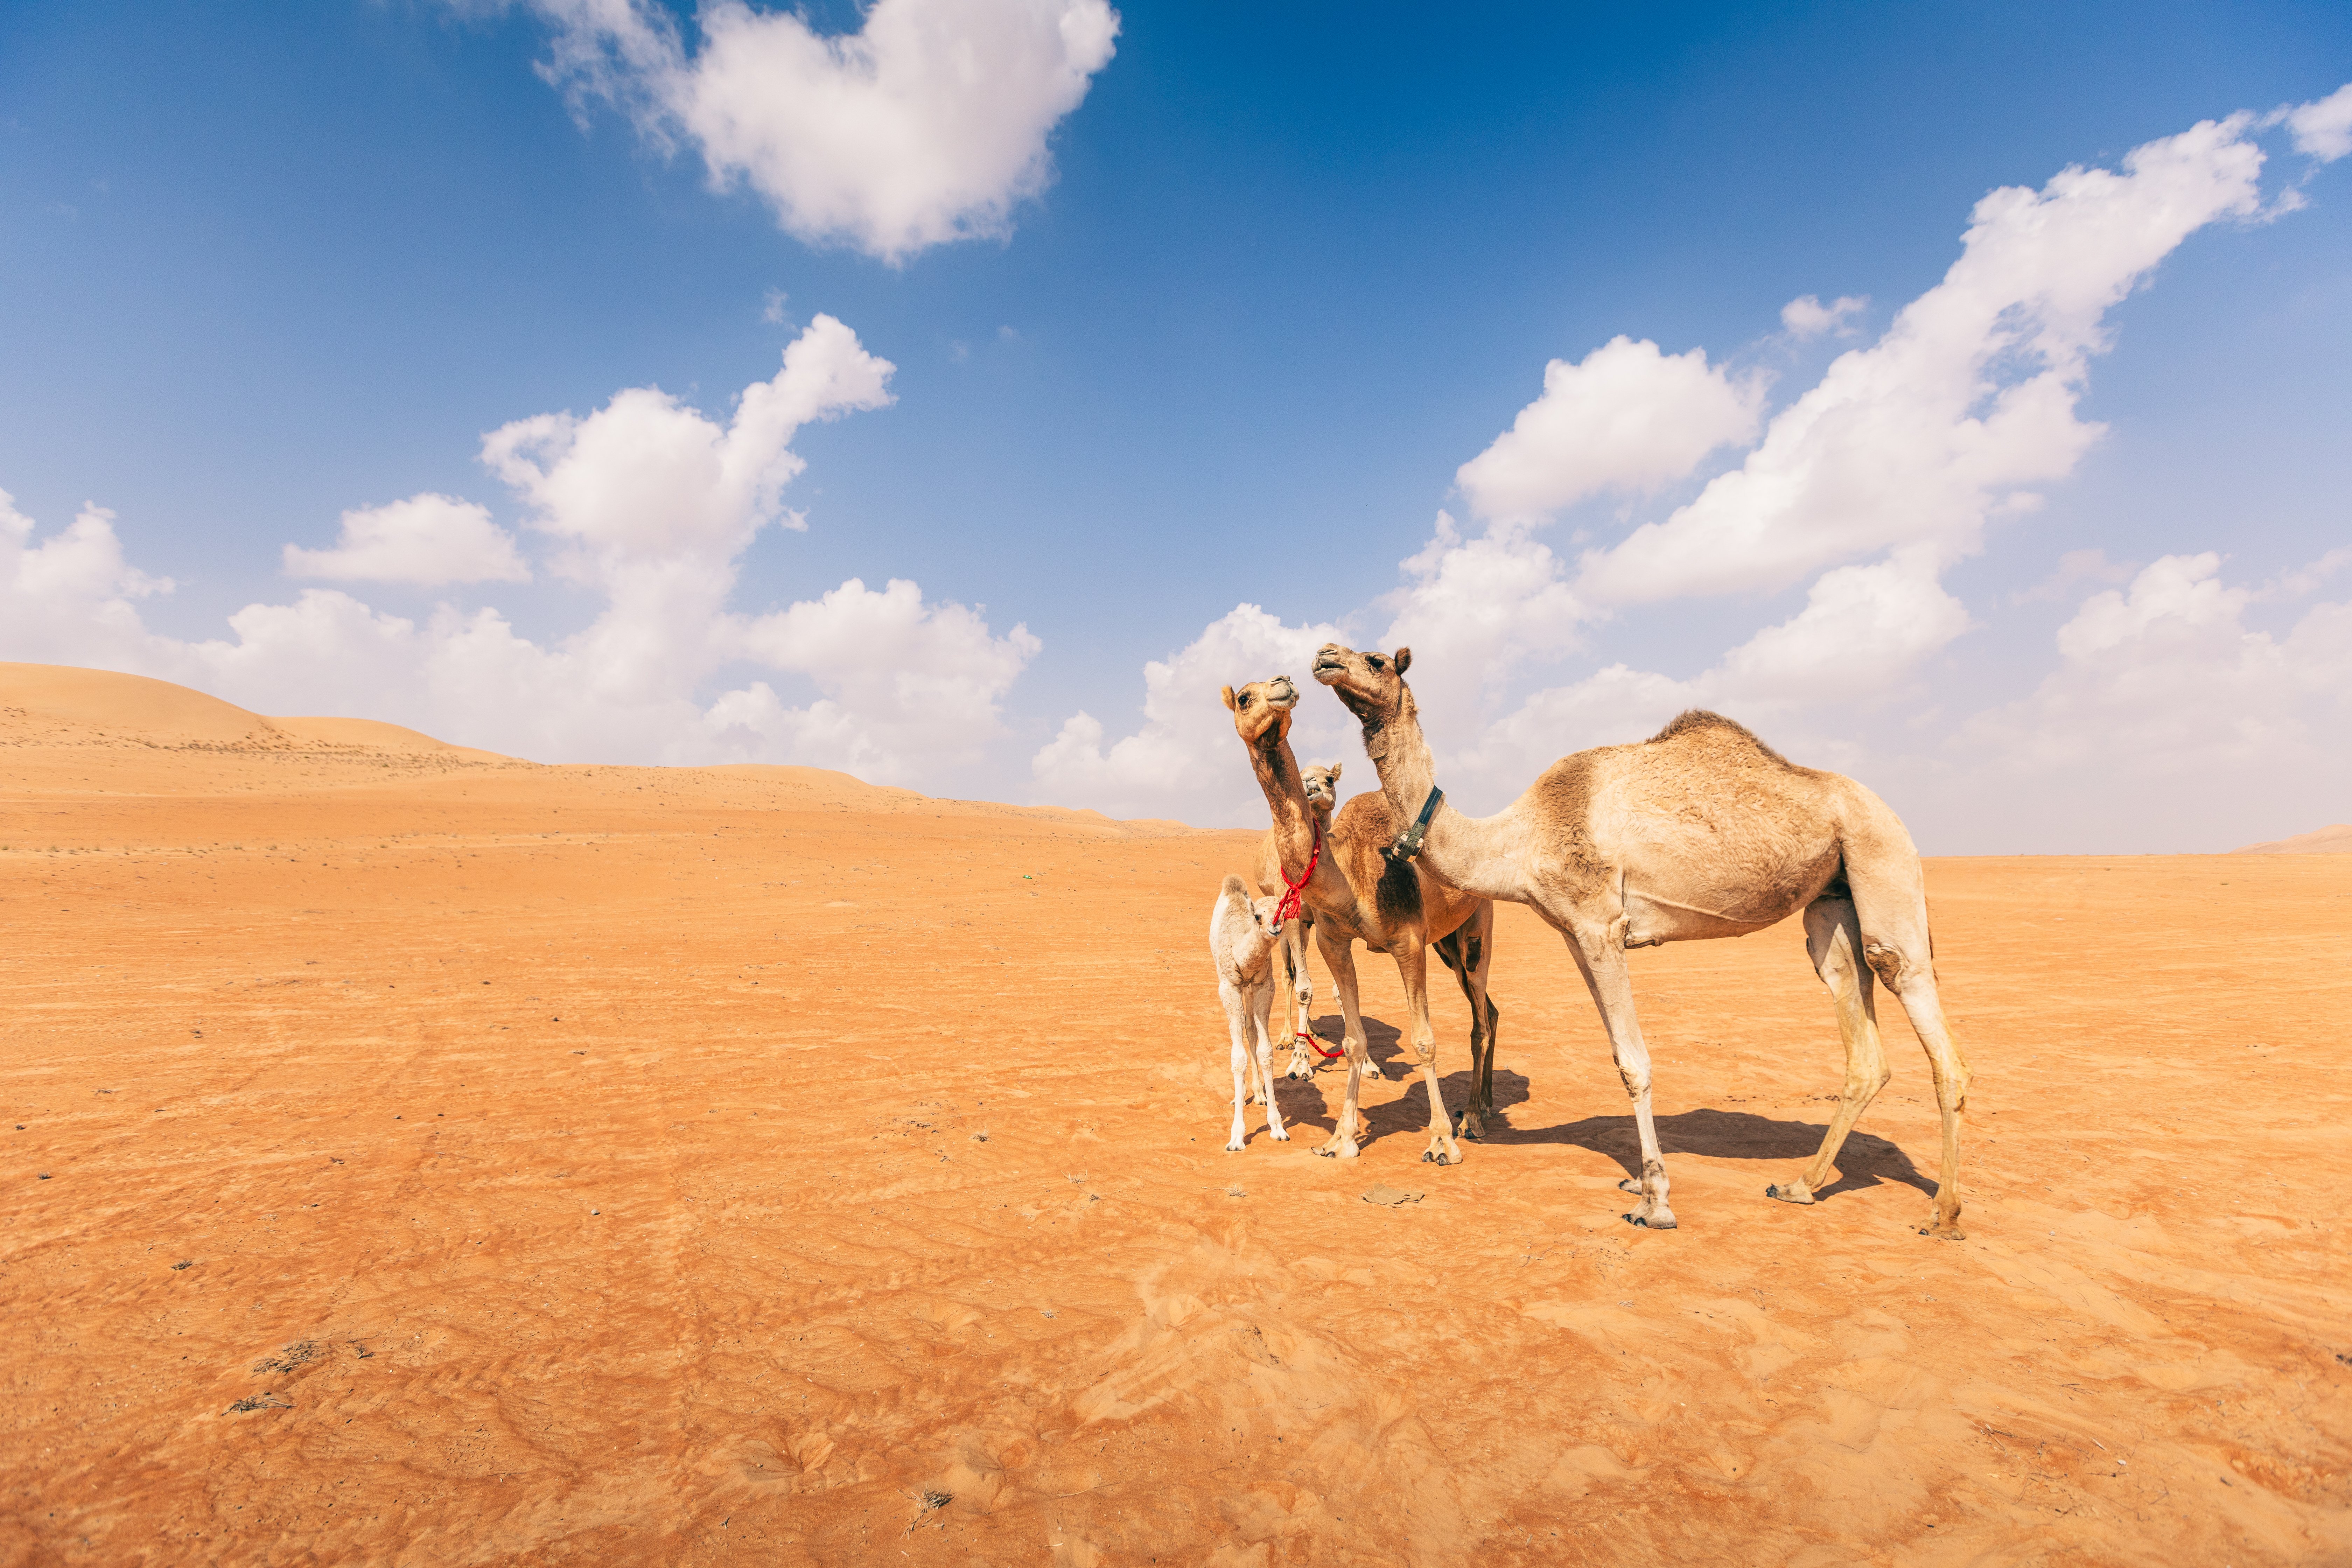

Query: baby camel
left=1208, top=874, right=1292, bottom=1152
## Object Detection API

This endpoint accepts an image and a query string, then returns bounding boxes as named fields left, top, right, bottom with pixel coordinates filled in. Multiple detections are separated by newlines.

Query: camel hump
left=1647, top=708, right=1792, bottom=766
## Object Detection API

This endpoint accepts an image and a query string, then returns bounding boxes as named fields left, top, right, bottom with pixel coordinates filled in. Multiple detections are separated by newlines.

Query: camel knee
left=1616, top=1064, right=1650, bottom=1099
left=1411, top=1033, right=1437, bottom=1066
left=1862, top=942, right=1910, bottom=992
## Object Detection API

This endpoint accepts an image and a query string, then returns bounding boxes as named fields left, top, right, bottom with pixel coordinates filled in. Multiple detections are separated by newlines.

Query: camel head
left=1302, top=762, right=1342, bottom=813
left=1220, top=674, right=1299, bottom=751
left=1310, top=644, right=1412, bottom=746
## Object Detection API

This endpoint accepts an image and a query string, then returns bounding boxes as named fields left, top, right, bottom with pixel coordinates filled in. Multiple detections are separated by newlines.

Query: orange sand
left=2, top=666, right=2347, bottom=1564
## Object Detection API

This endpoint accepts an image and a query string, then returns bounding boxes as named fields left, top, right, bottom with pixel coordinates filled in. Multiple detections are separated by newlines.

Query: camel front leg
left=1251, top=978, right=1290, bottom=1143
left=1281, top=918, right=1321, bottom=1080
left=1221, top=981, right=1253, bottom=1152
left=1769, top=897, right=1889, bottom=1208
left=1313, top=928, right=1370, bottom=1157
left=1565, top=926, right=1672, bottom=1227
left=1392, top=935, right=1461, bottom=1166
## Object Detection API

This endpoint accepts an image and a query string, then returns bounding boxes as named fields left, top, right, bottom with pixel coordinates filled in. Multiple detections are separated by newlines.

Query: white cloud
left=1779, top=293, right=1867, bottom=338
left=1030, top=603, right=1349, bottom=824
left=1, top=318, right=1037, bottom=785
left=526, top=0, right=1120, bottom=263
left=723, top=576, right=1043, bottom=778
left=1965, top=553, right=2352, bottom=785
left=1454, top=336, right=1763, bottom=520
left=2286, top=82, right=2352, bottom=163
left=1579, top=112, right=2268, bottom=607
left=282, top=493, right=530, bottom=585
left=0, top=493, right=176, bottom=670
left=1050, top=100, right=2337, bottom=837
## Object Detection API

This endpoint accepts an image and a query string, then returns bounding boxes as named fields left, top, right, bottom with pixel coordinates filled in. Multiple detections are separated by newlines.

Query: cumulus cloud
left=1779, top=293, right=1867, bottom=339
left=1454, top=336, right=1763, bottom=520
left=1964, top=553, right=2352, bottom=785
left=1049, top=96, right=2346, bottom=837
left=525, top=0, right=1120, bottom=262
left=1579, top=112, right=2268, bottom=607
left=282, top=493, right=530, bottom=585
left=1030, top=604, right=1350, bottom=825
left=0, top=494, right=176, bottom=669
left=1, top=318, right=1037, bottom=784
left=2285, top=82, right=2352, bottom=163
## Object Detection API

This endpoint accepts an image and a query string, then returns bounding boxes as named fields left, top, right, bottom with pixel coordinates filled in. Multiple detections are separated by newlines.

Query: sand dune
left=2233, top=824, right=2352, bottom=855
left=2, top=670, right=2347, bottom=1564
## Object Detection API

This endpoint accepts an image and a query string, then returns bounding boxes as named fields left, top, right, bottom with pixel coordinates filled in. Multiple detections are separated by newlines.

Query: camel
left=1251, top=762, right=1345, bottom=1086
left=1222, top=676, right=1501, bottom=1164
left=1208, top=874, right=1292, bottom=1151
left=1311, top=643, right=1970, bottom=1238
left=1251, top=762, right=1341, bottom=1085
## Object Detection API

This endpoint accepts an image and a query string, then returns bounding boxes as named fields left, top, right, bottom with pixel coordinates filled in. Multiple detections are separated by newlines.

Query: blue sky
left=2, top=1, right=2348, bottom=850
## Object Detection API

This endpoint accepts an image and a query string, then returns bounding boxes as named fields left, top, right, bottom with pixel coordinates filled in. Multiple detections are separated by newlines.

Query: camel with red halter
left=1310, top=642, right=1970, bottom=1237
left=1223, top=675, right=1499, bottom=1163
left=1247, top=762, right=1343, bottom=1088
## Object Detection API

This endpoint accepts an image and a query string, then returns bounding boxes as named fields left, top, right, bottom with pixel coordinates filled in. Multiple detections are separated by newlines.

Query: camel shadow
left=1488, top=1105, right=1934, bottom=1199
left=1273, top=1015, right=1929, bottom=1199
left=1274, top=1013, right=1533, bottom=1141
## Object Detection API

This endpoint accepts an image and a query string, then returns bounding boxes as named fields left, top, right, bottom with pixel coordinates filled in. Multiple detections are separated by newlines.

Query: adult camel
left=1310, top=643, right=1969, bottom=1238
left=1223, top=675, right=1501, bottom=1163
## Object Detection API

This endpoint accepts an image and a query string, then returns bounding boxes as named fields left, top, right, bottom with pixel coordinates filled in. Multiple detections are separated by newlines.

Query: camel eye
left=1367, top=656, right=1385, bottom=670
left=1238, top=692, right=1252, bottom=706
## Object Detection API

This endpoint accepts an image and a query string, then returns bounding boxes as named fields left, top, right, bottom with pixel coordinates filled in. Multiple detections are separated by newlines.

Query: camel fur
left=1311, top=643, right=1970, bottom=1237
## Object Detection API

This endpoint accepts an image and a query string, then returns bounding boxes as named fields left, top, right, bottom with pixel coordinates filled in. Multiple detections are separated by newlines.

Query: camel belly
left=1618, top=857, right=1841, bottom=946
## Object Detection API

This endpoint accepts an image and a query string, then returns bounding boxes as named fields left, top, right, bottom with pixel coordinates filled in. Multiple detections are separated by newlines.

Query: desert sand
left=2, top=665, right=2347, bottom=1566
left=2235, top=825, right=2352, bottom=855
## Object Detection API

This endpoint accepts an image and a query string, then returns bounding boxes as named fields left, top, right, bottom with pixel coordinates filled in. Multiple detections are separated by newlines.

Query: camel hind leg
left=1434, top=905, right=1499, bottom=1140
left=1768, top=896, right=1888, bottom=1208
left=1847, top=852, right=1972, bottom=1240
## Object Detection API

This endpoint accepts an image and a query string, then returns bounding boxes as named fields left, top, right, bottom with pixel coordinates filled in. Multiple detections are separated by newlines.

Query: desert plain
left=1, top=664, right=2347, bottom=1566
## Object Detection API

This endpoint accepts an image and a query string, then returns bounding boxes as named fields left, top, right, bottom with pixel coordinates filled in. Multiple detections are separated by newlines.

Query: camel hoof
left=1623, top=1212, right=1678, bottom=1230
left=1765, top=1182, right=1814, bottom=1205
left=1619, top=1177, right=1643, bottom=1194
left=1920, top=1223, right=1966, bottom=1241
left=1270, top=1128, right=1290, bottom=1142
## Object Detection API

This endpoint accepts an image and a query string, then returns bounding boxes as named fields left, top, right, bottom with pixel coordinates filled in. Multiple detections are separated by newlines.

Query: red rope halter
left=1275, top=818, right=1345, bottom=1060
left=1273, top=816, right=1321, bottom=926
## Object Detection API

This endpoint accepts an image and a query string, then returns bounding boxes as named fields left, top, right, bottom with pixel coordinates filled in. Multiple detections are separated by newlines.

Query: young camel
left=1311, top=643, right=1970, bottom=1238
left=1208, top=874, right=1291, bottom=1151
left=1223, top=675, right=1501, bottom=1163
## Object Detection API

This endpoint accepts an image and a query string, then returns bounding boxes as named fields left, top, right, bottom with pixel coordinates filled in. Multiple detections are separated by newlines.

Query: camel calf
left=1208, top=874, right=1293, bottom=1152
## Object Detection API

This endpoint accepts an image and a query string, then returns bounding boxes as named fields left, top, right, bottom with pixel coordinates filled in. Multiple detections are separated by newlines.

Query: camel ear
left=1220, top=685, right=1238, bottom=712
left=1392, top=648, right=1412, bottom=675
left=1329, top=762, right=1342, bottom=783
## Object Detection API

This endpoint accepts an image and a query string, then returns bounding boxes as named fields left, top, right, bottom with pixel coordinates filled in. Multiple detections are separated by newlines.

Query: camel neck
left=1365, top=698, right=1516, bottom=901
left=1372, top=716, right=1440, bottom=822
left=1246, top=729, right=1321, bottom=874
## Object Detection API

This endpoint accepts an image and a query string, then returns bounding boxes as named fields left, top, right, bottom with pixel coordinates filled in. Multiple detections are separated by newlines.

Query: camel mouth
left=1267, top=676, right=1299, bottom=709
left=1310, top=649, right=1348, bottom=683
